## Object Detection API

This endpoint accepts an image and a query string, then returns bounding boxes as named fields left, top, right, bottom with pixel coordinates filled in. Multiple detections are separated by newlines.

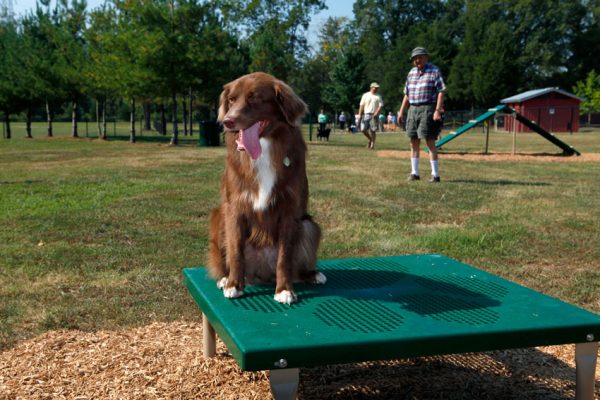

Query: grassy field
left=1, top=122, right=599, bottom=351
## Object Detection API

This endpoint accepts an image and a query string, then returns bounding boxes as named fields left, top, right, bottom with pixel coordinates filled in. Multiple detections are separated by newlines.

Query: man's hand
left=433, top=110, right=442, bottom=121
left=397, top=111, right=404, bottom=124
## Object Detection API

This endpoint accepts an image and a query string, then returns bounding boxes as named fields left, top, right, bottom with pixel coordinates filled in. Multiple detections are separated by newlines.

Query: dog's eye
left=228, top=96, right=236, bottom=104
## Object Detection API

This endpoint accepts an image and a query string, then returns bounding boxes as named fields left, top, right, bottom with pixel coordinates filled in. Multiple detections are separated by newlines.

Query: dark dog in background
left=316, top=126, right=331, bottom=141
left=208, top=72, right=326, bottom=304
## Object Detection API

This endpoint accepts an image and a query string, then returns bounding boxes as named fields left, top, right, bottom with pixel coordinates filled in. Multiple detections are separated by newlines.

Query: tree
left=24, top=0, right=74, bottom=137
left=573, top=70, right=600, bottom=127
left=220, top=0, right=326, bottom=81
left=322, top=45, right=366, bottom=117
left=0, top=15, right=19, bottom=138
left=293, top=16, right=353, bottom=115
left=472, top=21, right=518, bottom=106
left=84, top=5, right=121, bottom=139
left=52, top=0, right=88, bottom=138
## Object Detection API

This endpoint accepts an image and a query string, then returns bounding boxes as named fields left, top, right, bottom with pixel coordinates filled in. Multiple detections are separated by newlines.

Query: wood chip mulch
left=0, top=322, right=598, bottom=399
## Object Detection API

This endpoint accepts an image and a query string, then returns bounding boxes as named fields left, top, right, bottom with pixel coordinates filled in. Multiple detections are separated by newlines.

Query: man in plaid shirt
left=398, top=47, right=446, bottom=183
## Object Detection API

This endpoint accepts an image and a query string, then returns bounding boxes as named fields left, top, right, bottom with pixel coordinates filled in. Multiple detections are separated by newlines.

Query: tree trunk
left=143, top=103, right=151, bottom=131
left=102, top=100, right=107, bottom=140
left=182, top=96, right=188, bottom=136
left=26, top=106, right=33, bottom=138
left=71, top=100, right=78, bottom=138
left=4, top=112, right=11, bottom=139
left=129, top=97, right=136, bottom=143
left=96, top=99, right=103, bottom=138
left=588, top=112, right=592, bottom=127
left=188, top=87, right=193, bottom=136
left=46, top=100, right=53, bottom=137
left=170, top=91, right=179, bottom=145
left=160, top=103, right=167, bottom=135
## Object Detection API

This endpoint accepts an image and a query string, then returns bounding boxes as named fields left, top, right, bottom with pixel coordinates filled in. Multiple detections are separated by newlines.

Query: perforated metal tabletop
left=183, top=254, right=600, bottom=372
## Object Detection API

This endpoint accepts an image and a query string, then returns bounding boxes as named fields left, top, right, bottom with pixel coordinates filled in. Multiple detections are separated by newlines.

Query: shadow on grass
left=438, top=151, right=578, bottom=158
left=448, top=179, right=551, bottom=186
left=105, top=134, right=204, bottom=146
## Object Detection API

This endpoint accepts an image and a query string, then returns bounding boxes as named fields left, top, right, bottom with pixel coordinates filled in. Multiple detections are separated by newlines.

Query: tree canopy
left=1, top=0, right=599, bottom=139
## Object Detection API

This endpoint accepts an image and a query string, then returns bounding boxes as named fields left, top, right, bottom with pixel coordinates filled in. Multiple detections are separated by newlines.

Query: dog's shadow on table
left=231, top=268, right=503, bottom=325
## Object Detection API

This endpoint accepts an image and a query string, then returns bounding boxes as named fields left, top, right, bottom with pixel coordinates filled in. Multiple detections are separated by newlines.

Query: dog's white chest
left=251, top=138, right=276, bottom=211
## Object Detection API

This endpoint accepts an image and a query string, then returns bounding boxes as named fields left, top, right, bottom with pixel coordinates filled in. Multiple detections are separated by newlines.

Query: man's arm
left=357, top=102, right=365, bottom=125
left=398, top=95, right=410, bottom=123
left=374, top=101, right=383, bottom=117
left=433, top=92, right=444, bottom=121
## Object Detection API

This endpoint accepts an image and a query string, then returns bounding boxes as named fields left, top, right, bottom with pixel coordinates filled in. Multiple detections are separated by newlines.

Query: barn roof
left=501, top=87, right=585, bottom=104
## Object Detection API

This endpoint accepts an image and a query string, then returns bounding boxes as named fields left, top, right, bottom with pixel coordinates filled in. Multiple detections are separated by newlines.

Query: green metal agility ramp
left=433, top=104, right=581, bottom=155
left=183, top=254, right=599, bottom=400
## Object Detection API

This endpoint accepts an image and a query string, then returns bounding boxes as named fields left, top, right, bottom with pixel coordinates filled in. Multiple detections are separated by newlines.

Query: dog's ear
left=218, top=84, right=230, bottom=122
left=274, top=80, right=307, bottom=126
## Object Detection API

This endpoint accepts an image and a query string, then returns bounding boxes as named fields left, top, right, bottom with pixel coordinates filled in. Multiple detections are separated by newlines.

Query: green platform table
left=183, top=254, right=599, bottom=400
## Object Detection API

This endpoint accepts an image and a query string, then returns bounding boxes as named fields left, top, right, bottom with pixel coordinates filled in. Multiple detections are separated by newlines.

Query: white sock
left=411, top=157, right=420, bottom=176
left=431, top=160, right=439, bottom=177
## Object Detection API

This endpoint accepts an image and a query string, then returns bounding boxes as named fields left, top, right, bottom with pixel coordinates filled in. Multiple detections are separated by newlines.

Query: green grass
left=1, top=122, right=599, bottom=350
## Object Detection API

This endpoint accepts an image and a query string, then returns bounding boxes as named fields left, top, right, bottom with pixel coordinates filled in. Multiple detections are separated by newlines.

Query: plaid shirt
left=404, top=63, right=446, bottom=105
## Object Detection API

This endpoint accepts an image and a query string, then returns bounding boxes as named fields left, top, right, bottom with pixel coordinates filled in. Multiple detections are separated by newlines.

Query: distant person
left=357, top=82, right=384, bottom=149
left=398, top=47, right=446, bottom=183
left=378, top=113, right=385, bottom=132
left=338, top=112, right=347, bottom=130
left=318, top=109, right=328, bottom=131
left=387, top=112, right=394, bottom=125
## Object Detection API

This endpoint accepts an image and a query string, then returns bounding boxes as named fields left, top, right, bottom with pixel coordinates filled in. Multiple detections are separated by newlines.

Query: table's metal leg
left=269, top=368, right=299, bottom=400
left=202, top=312, right=216, bottom=358
left=575, top=342, right=598, bottom=400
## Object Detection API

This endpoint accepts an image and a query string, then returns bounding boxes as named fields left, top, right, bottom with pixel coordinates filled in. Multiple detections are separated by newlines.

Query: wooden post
left=512, top=115, right=516, bottom=156
left=484, top=120, right=490, bottom=154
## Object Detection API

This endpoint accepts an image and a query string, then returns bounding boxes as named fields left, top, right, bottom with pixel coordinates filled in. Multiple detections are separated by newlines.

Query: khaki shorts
left=405, top=104, right=438, bottom=140
left=361, top=113, right=377, bottom=132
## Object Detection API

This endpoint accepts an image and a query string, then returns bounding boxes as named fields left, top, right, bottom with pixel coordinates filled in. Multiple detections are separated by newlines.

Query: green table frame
left=183, top=254, right=599, bottom=399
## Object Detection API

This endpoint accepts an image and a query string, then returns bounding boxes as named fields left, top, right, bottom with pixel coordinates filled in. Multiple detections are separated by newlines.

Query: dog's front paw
left=274, top=290, right=297, bottom=304
left=314, top=272, right=327, bottom=284
left=223, top=286, right=244, bottom=298
left=217, top=277, right=228, bottom=289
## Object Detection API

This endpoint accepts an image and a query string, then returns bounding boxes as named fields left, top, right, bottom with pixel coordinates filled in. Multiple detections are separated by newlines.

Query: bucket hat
left=410, top=47, right=429, bottom=60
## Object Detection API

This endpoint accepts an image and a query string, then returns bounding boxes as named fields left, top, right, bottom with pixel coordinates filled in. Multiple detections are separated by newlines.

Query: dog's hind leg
left=294, top=216, right=326, bottom=285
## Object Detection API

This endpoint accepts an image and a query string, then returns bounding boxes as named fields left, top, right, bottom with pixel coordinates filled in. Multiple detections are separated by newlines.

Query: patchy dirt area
left=1, top=322, right=598, bottom=399
left=378, top=150, right=600, bottom=163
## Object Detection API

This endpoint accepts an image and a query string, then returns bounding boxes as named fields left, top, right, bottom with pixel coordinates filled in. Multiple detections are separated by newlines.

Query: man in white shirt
left=357, top=82, right=384, bottom=149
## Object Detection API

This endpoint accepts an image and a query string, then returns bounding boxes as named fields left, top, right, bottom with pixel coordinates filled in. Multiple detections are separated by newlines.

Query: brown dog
left=208, top=72, right=326, bottom=304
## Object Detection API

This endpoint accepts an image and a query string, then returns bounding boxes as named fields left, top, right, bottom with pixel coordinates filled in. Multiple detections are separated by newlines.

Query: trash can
left=199, top=120, right=221, bottom=147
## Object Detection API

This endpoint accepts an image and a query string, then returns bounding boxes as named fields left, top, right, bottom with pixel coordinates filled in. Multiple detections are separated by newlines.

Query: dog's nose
left=223, top=117, right=236, bottom=130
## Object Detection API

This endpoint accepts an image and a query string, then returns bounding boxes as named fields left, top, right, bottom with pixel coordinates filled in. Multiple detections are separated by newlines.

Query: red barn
left=501, top=87, right=584, bottom=133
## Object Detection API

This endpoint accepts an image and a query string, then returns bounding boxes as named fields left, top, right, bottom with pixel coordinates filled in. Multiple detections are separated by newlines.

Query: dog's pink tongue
left=236, top=121, right=263, bottom=160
